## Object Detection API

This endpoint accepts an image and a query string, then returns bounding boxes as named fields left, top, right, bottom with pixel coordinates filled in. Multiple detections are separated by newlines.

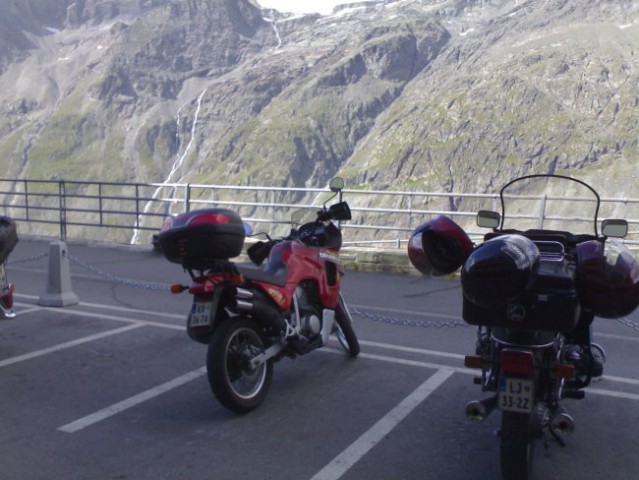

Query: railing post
left=135, top=184, right=140, bottom=228
left=185, top=184, right=191, bottom=212
left=98, top=183, right=104, bottom=225
left=538, top=194, right=547, bottom=229
left=24, top=179, right=30, bottom=221
left=59, top=179, right=67, bottom=240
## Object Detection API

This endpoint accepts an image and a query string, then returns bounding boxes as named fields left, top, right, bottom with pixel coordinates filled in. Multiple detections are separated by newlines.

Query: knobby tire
left=335, top=295, right=360, bottom=357
left=207, top=317, right=273, bottom=414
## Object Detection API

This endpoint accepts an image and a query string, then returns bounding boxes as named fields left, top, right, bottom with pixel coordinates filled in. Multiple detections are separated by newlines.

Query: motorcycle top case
left=0, top=216, right=18, bottom=262
left=462, top=234, right=580, bottom=332
left=157, top=208, right=245, bottom=267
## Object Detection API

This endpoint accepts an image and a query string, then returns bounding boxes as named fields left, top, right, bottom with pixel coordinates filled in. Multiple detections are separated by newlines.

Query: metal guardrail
left=1, top=178, right=639, bottom=249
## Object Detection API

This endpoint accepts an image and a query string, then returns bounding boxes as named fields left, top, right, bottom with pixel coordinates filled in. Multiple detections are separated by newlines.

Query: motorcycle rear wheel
left=500, top=411, right=535, bottom=480
left=334, top=295, right=360, bottom=357
left=207, top=317, right=273, bottom=414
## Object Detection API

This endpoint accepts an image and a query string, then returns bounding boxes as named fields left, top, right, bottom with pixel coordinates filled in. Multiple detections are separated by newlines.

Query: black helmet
left=461, top=234, right=540, bottom=308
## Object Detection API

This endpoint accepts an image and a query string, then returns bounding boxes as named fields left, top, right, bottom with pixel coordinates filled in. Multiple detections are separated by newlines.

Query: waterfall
left=264, top=10, right=282, bottom=50
left=130, top=88, right=208, bottom=244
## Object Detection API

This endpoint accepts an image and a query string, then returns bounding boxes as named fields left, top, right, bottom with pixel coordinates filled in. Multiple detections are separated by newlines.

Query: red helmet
left=408, top=216, right=473, bottom=276
left=576, top=239, right=639, bottom=319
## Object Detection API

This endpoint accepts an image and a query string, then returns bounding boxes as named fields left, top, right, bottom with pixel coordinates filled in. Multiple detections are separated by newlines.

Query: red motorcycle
left=408, top=174, right=639, bottom=480
left=0, top=216, right=17, bottom=320
left=158, top=178, right=359, bottom=413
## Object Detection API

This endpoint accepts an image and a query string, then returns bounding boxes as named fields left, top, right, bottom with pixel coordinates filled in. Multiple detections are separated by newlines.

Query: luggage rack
left=534, top=240, right=565, bottom=261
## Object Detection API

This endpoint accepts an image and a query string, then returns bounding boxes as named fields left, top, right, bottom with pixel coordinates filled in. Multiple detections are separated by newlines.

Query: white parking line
left=602, top=374, right=639, bottom=386
left=310, top=369, right=454, bottom=480
left=13, top=301, right=183, bottom=331
left=15, top=293, right=184, bottom=320
left=359, top=339, right=465, bottom=360
left=588, top=389, right=639, bottom=401
left=0, top=323, right=144, bottom=368
left=58, top=367, right=206, bottom=433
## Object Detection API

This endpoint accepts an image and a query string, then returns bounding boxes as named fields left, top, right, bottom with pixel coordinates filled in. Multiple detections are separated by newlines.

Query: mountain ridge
left=0, top=0, right=637, bottom=213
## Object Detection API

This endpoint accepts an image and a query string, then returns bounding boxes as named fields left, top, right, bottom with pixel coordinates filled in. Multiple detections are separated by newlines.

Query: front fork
left=0, top=261, right=15, bottom=319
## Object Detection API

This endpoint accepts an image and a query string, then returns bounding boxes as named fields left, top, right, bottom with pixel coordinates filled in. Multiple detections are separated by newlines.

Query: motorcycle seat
left=237, top=262, right=288, bottom=287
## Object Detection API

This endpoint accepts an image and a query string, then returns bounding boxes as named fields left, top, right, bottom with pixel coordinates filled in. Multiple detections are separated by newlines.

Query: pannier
left=157, top=209, right=245, bottom=268
left=462, top=234, right=580, bottom=332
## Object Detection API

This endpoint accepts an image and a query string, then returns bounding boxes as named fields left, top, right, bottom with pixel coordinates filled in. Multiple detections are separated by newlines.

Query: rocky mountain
left=0, top=0, right=637, bottom=229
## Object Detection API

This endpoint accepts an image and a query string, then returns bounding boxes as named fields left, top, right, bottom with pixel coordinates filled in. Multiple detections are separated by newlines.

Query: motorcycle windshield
left=500, top=174, right=600, bottom=236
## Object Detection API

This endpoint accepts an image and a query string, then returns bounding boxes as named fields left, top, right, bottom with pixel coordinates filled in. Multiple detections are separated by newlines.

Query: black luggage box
left=157, top=208, right=245, bottom=268
left=463, top=258, right=581, bottom=332
left=0, top=216, right=18, bottom=262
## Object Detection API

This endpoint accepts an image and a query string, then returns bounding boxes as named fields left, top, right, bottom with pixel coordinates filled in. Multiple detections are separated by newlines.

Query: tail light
left=186, top=212, right=231, bottom=226
left=499, top=349, right=534, bottom=375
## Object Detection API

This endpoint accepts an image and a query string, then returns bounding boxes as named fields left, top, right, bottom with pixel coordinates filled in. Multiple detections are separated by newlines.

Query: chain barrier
left=6, top=252, right=49, bottom=265
left=5, top=248, right=639, bottom=334
left=617, top=316, right=639, bottom=334
left=350, top=307, right=469, bottom=329
left=67, top=254, right=171, bottom=291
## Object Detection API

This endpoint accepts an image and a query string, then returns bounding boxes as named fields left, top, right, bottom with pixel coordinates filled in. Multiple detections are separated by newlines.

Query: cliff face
left=0, top=0, right=637, bottom=208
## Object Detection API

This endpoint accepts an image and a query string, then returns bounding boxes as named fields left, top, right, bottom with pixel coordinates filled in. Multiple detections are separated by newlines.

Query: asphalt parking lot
left=1, top=237, right=638, bottom=479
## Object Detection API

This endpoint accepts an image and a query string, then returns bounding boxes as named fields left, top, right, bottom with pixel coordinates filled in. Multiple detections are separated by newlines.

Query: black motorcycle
left=408, top=174, right=639, bottom=480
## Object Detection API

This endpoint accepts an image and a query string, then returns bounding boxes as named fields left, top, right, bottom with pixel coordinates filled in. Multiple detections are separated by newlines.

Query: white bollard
left=38, top=241, right=79, bottom=307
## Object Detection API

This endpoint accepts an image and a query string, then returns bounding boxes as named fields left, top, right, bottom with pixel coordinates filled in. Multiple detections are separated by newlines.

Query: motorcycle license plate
left=189, top=301, right=213, bottom=327
left=499, top=377, right=533, bottom=413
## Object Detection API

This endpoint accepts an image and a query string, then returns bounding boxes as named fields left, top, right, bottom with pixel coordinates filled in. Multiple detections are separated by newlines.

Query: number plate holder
left=498, top=377, right=534, bottom=413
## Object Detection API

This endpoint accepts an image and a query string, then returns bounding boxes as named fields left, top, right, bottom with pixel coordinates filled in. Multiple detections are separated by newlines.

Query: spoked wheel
left=207, top=318, right=273, bottom=414
left=500, top=411, right=536, bottom=480
left=334, top=294, right=360, bottom=357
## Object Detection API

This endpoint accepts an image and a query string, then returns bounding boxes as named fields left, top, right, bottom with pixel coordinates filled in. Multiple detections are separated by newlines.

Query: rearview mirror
left=477, top=210, right=500, bottom=229
left=329, top=177, right=345, bottom=193
left=602, top=219, right=628, bottom=238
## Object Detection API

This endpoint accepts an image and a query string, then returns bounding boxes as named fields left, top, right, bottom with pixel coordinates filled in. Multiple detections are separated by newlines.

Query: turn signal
left=170, top=284, right=188, bottom=294
left=464, top=355, right=483, bottom=369
left=555, top=363, right=576, bottom=379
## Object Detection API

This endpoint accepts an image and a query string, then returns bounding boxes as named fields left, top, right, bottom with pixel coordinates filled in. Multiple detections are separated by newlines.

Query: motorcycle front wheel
left=334, top=295, right=360, bottom=357
left=207, top=317, right=273, bottom=414
left=500, top=411, right=535, bottom=480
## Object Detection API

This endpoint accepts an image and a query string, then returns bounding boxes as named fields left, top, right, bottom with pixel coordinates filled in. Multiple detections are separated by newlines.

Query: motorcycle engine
left=300, top=313, right=321, bottom=337
left=295, top=286, right=321, bottom=338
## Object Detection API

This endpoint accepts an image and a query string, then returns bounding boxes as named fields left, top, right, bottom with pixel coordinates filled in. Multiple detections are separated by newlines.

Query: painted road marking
left=310, top=369, right=455, bottom=480
left=0, top=323, right=144, bottom=368
left=12, top=300, right=183, bottom=331
left=359, top=339, right=465, bottom=359
left=58, top=367, right=206, bottom=433
left=48, top=344, right=639, bottom=436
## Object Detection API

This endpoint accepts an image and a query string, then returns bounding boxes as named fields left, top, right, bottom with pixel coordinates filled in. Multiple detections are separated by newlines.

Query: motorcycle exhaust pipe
left=236, top=299, right=253, bottom=311
left=235, top=296, right=286, bottom=333
left=236, top=288, right=254, bottom=300
left=465, top=396, right=497, bottom=422
left=550, top=408, right=575, bottom=436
